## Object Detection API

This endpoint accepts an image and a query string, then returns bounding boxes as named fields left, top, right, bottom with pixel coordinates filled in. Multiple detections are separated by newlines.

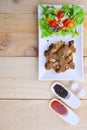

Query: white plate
left=38, top=4, right=83, bottom=80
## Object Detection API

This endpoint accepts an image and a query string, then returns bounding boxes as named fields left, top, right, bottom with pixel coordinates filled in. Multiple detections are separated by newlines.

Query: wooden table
left=0, top=0, right=87, bottom=130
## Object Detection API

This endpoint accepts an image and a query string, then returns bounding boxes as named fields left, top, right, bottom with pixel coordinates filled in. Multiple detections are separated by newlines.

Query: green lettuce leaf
left=61, top=4, right=71, bottom=18
left=39, top=20, right=53, bottom=37
left=71, top=5, right=85, bottom=25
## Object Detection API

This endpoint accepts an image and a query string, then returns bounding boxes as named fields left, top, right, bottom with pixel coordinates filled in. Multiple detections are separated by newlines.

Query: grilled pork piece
left=44, top=40, right=76, bottom=73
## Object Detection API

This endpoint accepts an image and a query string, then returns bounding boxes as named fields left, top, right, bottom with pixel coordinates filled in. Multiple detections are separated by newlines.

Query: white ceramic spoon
left=49, top=99, right=79, bottom=126
left=51, top=82, right=80, bottom=109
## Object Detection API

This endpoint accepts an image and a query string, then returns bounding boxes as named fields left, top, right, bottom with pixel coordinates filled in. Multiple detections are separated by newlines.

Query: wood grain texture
left=0, top=57, right=86, bottom=99
left=0, top=0, right=87, bottom=13
left=0, top=33, right=38, bottom=56
left=0, top=14, right=87, bottom=56
left=0, top=14, right=37, bottom=33
left=0, top=100, right=87, bottom=130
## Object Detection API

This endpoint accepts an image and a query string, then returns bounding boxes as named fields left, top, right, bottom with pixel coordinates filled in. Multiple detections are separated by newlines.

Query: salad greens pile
left=39, top=4, right=85, bottom=38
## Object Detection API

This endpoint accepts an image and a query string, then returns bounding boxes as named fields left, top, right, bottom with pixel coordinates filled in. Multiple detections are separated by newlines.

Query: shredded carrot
left=46, top=18, right=51, bottom=24
left=67, top=19, right=76, bottom=28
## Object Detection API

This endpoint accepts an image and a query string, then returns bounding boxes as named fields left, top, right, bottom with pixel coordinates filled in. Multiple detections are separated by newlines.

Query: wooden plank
left=0, top=100, right=87, bottom=130
left=0, top=0, right=87, bottom=13
left=0, top=57, right=86, bottom=99
left=0, top=33, right=37, bottom=56
left=0, top=14, right=37, bottom=33
left=0, top=14, right=87, bottom=56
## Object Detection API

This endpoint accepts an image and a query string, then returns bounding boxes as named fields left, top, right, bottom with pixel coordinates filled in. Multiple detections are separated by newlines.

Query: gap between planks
left=0, top=57, right=87, bottom=99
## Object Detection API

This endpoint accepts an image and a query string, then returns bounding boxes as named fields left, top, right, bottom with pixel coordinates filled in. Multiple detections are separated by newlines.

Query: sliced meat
left=69, top=40, right=74, bottom=45
left=49, top=44, right=57, bottom=53
left=69, top=40, right=76, bottom=52
left=44, top=50, right=48, bottom=57
left=44, top=40, right=76, bottom=73
left=45, top=61, right=53, bottom=70
left=65, top=49, right=72, bottom=57
left=69, top=61, right=75, bottom=69
left=55, top=41, right=66, bottom=51
left=52, top=62, right=60, bottom=73
left=66, top=55, right=73, bottom=63
left=47, top=52, right=57, bottom=62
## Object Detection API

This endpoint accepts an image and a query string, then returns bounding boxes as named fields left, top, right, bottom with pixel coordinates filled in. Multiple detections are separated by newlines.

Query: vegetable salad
left=39, top=4, right=85, bottom=38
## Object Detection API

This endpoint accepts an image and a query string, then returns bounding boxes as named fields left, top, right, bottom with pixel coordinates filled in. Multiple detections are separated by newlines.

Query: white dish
left=49, top=99, right=79, bottom=126
left=38, top=4, right=83, bottom=80
left=51, top=82, right=80, bottom=109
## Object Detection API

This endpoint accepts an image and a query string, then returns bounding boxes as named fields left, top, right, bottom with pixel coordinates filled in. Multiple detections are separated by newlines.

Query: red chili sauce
left=50, top=100, right=67, bottom=115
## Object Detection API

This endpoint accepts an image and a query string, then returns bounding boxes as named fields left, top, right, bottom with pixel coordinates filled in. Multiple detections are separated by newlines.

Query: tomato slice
left=50, top=100, right=67, bottom=115
left=49, top=20, right=57, bottom=28
left=57, top=11, right=64, bottom=19
left=63, top=19, right=71, bottom=27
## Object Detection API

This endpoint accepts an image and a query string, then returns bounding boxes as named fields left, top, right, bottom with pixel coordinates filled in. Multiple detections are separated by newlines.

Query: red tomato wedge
left=49, top=20, right=57, bottom=28
left=50, top=99, right=67, bottom=115
left=57, top=11, right=64, bottom=19
left=63, top=18, right=71, bottom=27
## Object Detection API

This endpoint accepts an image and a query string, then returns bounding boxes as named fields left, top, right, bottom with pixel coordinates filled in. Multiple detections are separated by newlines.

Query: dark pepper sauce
left=54, top=84, right=68, bottom=98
